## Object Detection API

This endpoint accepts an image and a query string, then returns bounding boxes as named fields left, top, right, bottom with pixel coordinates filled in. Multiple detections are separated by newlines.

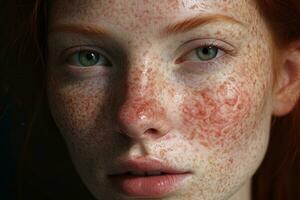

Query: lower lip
left=109, top=173, right=191, bottom=198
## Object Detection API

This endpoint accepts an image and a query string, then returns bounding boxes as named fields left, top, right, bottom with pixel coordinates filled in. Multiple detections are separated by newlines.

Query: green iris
left=196, top=46, right=218, bottom=61
left=72, top=50, right=111, bottom=67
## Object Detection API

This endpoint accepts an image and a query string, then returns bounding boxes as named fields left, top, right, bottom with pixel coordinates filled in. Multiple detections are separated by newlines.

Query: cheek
left=178, top=77, right=252, bottom=149
left=47, top=76, right=108, bottom=138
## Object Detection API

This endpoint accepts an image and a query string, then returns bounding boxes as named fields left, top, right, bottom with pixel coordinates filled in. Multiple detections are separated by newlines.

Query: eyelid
left=174, top=38, right=237, bottom=63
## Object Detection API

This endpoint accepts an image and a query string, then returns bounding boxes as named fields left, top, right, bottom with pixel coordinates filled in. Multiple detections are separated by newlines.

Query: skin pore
left=46, top=0, right=300, bottom=199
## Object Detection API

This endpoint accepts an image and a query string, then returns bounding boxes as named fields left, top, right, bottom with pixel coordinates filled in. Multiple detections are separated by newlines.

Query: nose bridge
left=120, top=46, right=159, bottom=119
left=116, top=54, right=170, bottom=140
left=118, top=66, right=159, bottom=126
left=126, top=41, right=156, bottom=96
left=127, top=64, right=156, bottom=100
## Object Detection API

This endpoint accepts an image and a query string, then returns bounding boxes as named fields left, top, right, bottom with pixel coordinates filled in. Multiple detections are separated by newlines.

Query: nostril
left=146, top=128, right=159, bottom=135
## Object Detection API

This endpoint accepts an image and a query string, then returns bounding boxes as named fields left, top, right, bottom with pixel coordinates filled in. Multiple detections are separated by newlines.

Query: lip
left=108, top=157, right=192, bottom=198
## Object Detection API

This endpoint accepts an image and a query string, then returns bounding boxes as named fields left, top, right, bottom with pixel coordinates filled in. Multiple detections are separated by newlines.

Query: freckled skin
left=117, top=67, right=168, bottom=137
left=179, top=79, right=251, bottom=148
left=48, top=0, right=276, bottom=200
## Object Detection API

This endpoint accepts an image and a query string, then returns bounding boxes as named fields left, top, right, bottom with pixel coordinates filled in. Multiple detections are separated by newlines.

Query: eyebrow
left=49, top=14, right=244, bottom=38
left=48, top=24, right=111, bottom=38
left=160, top=14, right=244, bottom=37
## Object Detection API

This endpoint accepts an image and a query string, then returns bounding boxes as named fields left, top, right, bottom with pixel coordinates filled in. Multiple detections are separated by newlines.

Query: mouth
left=108, top=157, right=192, bottom=198
left=122, top=171, right=169, bottom=176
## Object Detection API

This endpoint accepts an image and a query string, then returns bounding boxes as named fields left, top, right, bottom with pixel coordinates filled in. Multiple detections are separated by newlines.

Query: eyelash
left=175, top=40, right=235, bottom=65
left=61, top=40, right=235, bottom=70
left=62, top=46, right=112, bottom=67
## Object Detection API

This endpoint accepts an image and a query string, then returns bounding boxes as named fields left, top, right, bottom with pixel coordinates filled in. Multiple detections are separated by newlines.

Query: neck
left=229, top=179, right=252, bottom=200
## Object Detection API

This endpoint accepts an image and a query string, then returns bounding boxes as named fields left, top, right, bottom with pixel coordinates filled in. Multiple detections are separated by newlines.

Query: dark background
left=0, top=1, right=95, bottom=199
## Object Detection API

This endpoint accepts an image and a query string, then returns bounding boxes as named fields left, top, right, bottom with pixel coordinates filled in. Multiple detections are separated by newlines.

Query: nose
left=116, top=68, right=171, bottom=141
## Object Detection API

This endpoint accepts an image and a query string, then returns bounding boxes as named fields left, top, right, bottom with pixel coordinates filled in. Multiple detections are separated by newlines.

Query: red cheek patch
left=179, top=78, right=251, bottom=148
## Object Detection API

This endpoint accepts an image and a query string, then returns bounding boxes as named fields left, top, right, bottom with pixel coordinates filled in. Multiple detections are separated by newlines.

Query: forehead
left=49, top=0, right=260, bottom=31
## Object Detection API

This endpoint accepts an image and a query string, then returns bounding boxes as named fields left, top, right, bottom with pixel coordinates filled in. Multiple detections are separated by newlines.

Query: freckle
left=237, top=104, right=243, bottom=110
left=118, top=67, right=168, bottom=128
left=166, top=86, right=176, bottom=97
left=189, top=4, right=198, bottom=10
left=179, top=78, right=251, bottom=149
left=201, top=142, right=209, bottom=148
left=222, top=127, right=230, bottom=135
left=159, top=149, right=166, bottom=157
left=215, top=131, right=221, bottom=138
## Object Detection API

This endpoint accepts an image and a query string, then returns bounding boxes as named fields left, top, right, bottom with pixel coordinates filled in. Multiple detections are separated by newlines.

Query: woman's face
left=47, top=0, right=275, bottom=199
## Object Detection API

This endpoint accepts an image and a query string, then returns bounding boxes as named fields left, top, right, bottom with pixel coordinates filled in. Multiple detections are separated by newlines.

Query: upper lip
left=108, top=156, right=191, bottom=176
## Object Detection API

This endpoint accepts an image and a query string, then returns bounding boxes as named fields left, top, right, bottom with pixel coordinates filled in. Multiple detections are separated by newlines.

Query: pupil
left=86, top=53, right=94, bottom=60
left=196, top=46, right=218, bottom=61
left=203, top=47, right=209, bottom=55
left=77, top=51, right=112, bottom=67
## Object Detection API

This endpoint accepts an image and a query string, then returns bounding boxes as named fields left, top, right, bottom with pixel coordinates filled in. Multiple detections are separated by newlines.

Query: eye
left=67, top=50, right=112, bottom=67
left=175, top=41, right=230, bottom=64
left=180, top=45, right=225, bottom=63
left=196, top=46, right=219, bottom=61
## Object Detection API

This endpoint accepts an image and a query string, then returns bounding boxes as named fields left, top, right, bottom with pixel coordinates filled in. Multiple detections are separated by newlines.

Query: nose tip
left=116, top=98, right=171, bottom=140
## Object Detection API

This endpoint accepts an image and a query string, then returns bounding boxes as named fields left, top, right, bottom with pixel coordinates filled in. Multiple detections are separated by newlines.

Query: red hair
left=3, top=0, right=299, bottom=199
left=252, top=1, right=300, bottom=199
